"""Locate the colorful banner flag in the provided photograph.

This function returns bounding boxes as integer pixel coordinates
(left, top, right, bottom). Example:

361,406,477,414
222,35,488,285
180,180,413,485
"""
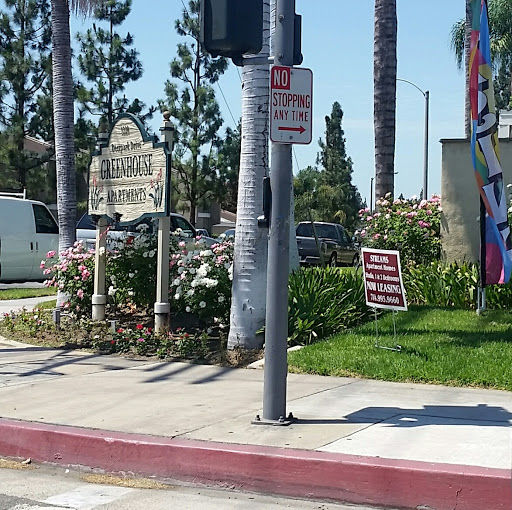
469,0,512,285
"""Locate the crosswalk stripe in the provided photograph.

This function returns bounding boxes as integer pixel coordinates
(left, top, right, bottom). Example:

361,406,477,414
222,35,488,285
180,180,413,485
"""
42,485,133,510
11,506,66,510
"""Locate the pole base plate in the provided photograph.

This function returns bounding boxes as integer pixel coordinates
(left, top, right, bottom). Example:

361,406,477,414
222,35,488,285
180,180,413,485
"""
251,413,296,427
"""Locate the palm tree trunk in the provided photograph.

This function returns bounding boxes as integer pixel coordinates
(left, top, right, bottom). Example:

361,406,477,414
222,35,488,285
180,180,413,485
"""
51,0,76,306
373,0,397,201
227,0,270,351
465,0,472,138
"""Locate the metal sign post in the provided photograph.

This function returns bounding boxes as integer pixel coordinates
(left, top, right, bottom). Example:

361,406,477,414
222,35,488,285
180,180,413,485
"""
362,248,407,352
259,0,298,426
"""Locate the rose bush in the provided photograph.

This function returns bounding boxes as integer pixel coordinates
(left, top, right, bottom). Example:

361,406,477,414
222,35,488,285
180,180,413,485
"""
169,237,234,323
41,242,95,315
358,193,442,266
107,223,164,308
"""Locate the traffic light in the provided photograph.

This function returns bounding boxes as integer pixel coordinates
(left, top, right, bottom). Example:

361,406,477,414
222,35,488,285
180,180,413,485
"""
200,0,263,59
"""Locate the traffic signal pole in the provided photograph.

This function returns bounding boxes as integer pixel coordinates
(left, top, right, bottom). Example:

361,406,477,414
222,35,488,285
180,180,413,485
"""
260,0,295,425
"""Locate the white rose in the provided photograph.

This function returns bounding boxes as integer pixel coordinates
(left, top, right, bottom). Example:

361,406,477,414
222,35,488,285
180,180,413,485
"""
218,295,225,303
199,301,206,308
174,293,181,300
172,278,181,286
185,306,191,312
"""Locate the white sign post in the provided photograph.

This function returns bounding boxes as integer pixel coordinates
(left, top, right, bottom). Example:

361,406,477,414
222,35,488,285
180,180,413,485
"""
270,65,313,145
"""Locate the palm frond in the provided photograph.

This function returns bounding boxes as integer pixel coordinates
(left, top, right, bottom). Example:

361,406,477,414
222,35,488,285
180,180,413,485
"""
70,0,99,16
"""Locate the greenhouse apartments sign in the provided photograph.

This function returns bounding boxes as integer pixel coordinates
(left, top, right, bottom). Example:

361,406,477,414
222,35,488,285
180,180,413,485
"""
88,113,171,223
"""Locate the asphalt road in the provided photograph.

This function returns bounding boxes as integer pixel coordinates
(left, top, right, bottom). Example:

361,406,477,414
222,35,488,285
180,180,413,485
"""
0,463,393,510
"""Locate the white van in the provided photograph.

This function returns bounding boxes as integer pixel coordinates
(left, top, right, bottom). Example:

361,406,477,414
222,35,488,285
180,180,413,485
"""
0,196,59,282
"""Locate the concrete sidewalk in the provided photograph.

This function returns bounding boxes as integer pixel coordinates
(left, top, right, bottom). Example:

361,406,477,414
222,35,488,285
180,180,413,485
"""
0,340,511,510
0,295,56,316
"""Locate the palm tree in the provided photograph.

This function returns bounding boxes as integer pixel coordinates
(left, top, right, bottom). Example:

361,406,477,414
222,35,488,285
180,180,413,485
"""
451,0,512,136
51,0,96,257
373,0,397,202
227,0,270,350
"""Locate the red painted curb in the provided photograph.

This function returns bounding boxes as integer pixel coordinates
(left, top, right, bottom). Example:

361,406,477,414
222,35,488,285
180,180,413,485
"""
0,417,510,510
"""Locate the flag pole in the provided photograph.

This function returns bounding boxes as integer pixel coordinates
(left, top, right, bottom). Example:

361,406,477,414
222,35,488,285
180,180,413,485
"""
477,197,487,314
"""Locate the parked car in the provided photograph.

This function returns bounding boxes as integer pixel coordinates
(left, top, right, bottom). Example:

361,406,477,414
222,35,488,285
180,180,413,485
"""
195,228,210,237
296,221,360,267
0,195,59,282
76,212,215,251
76,214,154,251
221,228,236,238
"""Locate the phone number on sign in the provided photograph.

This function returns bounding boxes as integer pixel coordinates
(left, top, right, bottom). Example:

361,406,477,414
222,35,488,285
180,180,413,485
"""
368,293,401,305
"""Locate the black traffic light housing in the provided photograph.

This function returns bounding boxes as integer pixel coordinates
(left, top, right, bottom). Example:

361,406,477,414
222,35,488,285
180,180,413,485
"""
200,0,263,59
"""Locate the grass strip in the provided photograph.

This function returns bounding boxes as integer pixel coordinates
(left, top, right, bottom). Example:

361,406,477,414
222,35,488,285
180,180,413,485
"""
288,306,512,391
0,287,56,300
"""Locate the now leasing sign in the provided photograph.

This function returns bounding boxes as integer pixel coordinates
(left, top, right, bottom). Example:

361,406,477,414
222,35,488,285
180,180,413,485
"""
88,113,170,224
270,65,313,144
362,248,408,311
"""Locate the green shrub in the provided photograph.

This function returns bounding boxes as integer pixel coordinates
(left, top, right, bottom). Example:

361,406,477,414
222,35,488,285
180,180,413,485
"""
287,267,373,346
403,260,512,309
403,260,479,308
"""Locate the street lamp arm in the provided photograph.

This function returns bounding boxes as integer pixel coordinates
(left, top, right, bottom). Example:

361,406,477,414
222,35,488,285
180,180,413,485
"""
397,78,426,97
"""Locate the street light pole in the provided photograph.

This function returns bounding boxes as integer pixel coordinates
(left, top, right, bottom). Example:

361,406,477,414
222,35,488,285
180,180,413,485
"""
423,90,429,199
370,177,374,213
397,78,429,199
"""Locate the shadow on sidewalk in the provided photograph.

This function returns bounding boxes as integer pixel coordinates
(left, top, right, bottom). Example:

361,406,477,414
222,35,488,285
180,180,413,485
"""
0,347,145,377
343,403,512,427
0,346,236,385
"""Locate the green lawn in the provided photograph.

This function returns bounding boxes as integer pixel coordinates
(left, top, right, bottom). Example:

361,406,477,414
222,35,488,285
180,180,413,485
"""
37,298,57,309
0,287,57,300
287,306,512,391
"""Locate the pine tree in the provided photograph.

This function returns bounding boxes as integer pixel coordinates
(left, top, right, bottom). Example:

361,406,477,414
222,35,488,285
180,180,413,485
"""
76,0,155,129
216,122,241,213
316,102,362,231
0,0,53,193
158,0,228,225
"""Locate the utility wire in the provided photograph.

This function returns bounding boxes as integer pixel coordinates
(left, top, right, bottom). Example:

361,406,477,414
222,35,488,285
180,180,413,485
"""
217,82,237,127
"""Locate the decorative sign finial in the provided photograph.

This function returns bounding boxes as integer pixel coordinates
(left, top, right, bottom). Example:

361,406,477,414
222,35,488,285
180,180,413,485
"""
163,110,171,122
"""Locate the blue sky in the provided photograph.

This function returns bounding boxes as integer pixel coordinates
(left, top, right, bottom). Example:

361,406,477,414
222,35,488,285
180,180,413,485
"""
71,0,466,205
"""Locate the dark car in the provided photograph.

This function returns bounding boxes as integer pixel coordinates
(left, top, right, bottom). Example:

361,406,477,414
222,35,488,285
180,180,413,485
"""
296,221,360,267
76,213,215,250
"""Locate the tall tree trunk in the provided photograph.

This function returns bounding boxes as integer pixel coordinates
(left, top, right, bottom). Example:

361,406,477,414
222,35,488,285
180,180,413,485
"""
227,0,270,350
465,0,472,138
373,0,397,201
51,0,76,266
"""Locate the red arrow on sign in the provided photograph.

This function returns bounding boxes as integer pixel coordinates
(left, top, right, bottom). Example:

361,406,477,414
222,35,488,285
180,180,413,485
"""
278,125,306,134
